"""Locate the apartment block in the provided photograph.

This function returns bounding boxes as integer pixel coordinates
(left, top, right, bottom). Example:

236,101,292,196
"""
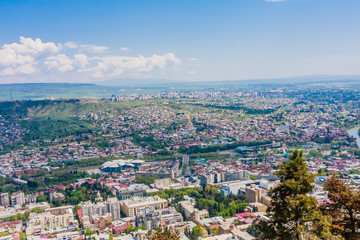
120,196,168,217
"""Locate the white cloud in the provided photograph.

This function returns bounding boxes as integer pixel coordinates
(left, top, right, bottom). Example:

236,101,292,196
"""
45,54,74,72
0,48,34,66
187,57,200,61
0,37,181,79
188,70,196,74
74,54,89,70
120,47,130,52
3,36,61,55
89,53,181,78
1,64,37,76
79,44,108,53
64,41,78,49
0,36,61,75
64,41,108,53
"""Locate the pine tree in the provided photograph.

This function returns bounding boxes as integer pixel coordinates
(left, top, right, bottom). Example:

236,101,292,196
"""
322,175,360,239
256,150,336,240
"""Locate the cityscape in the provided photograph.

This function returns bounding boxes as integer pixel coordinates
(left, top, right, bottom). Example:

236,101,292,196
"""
0,84,360,239
1,0,360,239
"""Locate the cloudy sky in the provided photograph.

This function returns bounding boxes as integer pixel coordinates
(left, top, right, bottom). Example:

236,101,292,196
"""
0,0,359,83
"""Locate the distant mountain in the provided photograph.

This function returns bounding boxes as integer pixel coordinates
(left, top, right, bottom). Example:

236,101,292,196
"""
183,75,360,87
0,83,115,101
95,75,360,88
95,78,185,87
2,75,360,101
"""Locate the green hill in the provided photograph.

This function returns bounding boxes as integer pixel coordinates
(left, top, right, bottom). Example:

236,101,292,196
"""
0,99,114,143
0,99,112,119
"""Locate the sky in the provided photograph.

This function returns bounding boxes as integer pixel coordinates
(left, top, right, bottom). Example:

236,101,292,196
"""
0,0,359,84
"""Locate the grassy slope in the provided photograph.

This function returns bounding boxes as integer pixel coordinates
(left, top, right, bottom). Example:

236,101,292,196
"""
0,99,115,143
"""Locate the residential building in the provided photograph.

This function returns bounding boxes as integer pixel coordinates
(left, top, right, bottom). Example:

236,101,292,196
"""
120,196,168,217
135,206,183,230
0,193,9,207
10,192,25,207
114,184,147,201
26,209,78,235
179,200,209,220
80,197,121,222
245,185,262,203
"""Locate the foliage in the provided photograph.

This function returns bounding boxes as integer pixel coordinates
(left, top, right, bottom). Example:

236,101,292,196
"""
308,149,323,158
19,232,26,240
150,186,247,218
44,170,87,186
211,226,219,235
353,150,360,158
322,175,360,239
157,149,172,156
51,182,113,207
84,227,97,236
249,175,258,180
190,103,278,115
247,225,260,238
3,207,43,223
49,155,118,168
180,140,272,154
21,117,96,142
256,150,335,240
125,225,134,234
150,227,179,240
136,175,160,186
187,225,203,240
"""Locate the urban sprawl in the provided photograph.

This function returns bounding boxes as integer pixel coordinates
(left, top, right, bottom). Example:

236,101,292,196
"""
0,85,360,240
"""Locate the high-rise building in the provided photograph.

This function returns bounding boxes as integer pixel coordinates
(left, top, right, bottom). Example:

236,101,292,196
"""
0,193,9,207
245,185,262,203
200,170,250,186
106,197,121,220
80,197,121,222
48,190,65,203
11,192,25,207
200,173,214,186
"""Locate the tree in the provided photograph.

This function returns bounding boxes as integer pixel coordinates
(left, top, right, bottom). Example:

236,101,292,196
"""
150,227,179,240
256,150,335,240
19,232,26,240
108,230,114,240
126,225,134,234
322,175,360,239
20,174,29,181
211,227,219,235
31,207,43,214
192,225,203,238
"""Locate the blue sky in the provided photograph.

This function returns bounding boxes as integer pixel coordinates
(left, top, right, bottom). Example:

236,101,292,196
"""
0,0,359,83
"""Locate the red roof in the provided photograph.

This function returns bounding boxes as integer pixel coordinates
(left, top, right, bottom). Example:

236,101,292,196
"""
87,179,96,184
235,212,257,219
77,209,82,219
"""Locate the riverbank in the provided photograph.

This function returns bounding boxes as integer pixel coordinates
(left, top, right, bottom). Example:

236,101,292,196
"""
347,127,360,148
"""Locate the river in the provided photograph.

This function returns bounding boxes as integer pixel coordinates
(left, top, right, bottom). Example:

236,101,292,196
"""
347,127,360,148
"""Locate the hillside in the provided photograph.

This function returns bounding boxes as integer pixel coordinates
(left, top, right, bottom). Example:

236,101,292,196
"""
0,99,112,119
0,99,114,143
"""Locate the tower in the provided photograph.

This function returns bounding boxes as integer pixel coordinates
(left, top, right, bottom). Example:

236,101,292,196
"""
184,116,194,130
